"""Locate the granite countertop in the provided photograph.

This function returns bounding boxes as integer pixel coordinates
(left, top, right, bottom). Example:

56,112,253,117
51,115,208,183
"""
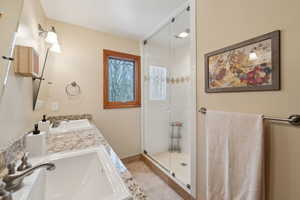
47,125,147,200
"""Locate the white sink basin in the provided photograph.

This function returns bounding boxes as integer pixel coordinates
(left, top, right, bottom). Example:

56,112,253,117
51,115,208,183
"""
14,146,132,200
50,119,93,134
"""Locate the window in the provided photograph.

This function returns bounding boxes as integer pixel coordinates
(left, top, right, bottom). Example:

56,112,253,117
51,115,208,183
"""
103,49,141,109
149,66,167,100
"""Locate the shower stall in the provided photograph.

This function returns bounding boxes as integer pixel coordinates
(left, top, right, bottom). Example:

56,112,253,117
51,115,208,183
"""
142,1,196,195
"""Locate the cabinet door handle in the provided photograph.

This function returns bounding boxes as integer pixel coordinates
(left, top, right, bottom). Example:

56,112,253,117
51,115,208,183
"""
2,56,14,61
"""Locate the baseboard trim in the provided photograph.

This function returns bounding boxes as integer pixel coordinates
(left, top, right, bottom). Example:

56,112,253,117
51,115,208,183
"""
141,154,195,200
121,154,142,164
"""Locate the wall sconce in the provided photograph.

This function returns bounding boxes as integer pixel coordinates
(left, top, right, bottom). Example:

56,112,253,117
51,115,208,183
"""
45,26,58,44
38,24,61,53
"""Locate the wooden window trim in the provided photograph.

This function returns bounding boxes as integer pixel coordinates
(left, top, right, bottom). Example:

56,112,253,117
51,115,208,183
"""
103,49,141,109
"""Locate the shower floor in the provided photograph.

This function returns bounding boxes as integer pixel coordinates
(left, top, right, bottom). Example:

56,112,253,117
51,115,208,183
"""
152,151,190,186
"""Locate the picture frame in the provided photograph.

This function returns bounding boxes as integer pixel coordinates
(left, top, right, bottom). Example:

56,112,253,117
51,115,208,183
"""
204,30,280,93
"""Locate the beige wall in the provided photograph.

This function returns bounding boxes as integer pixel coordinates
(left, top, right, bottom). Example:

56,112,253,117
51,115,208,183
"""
0,0,46,148
197,0,300,199
37,20,141,158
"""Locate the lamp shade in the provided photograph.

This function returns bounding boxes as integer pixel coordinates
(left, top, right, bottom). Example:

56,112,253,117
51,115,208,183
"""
45,31,58,44
50,43,61,53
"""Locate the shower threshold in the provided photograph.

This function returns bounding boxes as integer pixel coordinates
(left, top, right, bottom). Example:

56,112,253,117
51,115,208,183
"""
142,153,194,200
152,151,191,186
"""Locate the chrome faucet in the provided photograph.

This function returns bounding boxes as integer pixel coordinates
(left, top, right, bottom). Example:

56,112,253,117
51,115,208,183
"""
0,181,12,200
3,162,55,191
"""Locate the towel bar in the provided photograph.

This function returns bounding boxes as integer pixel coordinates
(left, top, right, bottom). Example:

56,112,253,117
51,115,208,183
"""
198,107,300,127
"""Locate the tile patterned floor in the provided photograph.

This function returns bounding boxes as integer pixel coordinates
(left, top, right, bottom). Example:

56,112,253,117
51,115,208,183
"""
125,160,183,200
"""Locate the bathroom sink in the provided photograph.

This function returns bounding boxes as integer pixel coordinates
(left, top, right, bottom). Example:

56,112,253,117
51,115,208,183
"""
50,119,93,134
13,146,132,200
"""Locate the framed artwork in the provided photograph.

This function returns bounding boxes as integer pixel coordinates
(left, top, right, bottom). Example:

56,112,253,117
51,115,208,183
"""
205,30,280,93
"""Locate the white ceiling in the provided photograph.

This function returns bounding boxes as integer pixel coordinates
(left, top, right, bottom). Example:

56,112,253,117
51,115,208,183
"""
40,0,188,40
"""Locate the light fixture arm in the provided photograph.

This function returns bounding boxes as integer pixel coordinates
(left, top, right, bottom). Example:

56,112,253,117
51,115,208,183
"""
38,24,47,37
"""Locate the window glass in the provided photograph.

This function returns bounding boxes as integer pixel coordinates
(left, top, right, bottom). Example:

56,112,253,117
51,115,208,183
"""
103,49,140,109
109,57,135,102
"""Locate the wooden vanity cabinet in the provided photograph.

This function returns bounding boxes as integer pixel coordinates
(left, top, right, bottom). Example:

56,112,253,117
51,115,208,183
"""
13,45,39,77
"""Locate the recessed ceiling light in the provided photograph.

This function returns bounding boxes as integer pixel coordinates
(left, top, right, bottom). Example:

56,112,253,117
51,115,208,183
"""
175,28,190,39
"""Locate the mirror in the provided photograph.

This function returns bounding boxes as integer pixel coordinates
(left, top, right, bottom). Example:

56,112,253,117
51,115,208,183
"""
33,77,42,109
33,49,47,110
0,0,24,94
33,44,50,110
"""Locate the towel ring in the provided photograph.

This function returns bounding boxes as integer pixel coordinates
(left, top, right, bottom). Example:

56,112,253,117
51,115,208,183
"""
65,81,81,96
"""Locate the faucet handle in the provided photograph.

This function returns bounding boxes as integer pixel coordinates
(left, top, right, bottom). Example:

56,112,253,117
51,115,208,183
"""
17,153,32,172
6,163,15,175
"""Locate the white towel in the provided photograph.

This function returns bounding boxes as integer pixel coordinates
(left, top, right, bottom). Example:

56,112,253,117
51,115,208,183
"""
205,110,264,200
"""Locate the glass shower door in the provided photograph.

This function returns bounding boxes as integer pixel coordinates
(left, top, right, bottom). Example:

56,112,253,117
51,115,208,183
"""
143,22,173,172
143,6,192,188
169,8,191,187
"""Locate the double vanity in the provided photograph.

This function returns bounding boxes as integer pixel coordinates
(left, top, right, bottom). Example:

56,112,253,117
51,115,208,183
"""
2,118,146,200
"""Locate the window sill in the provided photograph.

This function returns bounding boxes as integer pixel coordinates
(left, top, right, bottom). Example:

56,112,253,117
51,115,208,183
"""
103,104,141,109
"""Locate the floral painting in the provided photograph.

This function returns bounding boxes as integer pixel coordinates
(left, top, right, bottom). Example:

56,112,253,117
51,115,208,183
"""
205,31,280,93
